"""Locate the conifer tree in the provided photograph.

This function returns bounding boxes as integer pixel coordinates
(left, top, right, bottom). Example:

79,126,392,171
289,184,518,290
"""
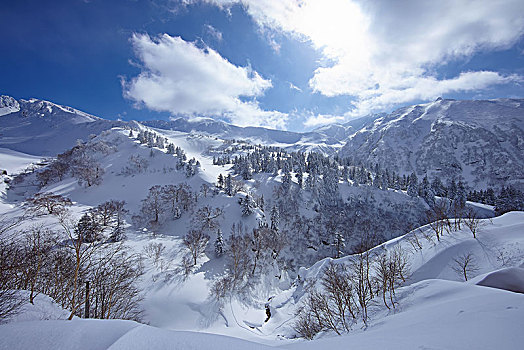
214,229,224,258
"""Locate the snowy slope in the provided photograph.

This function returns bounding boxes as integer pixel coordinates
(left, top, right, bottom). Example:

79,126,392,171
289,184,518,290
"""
339,98,524,189
0,96,126,156
255,212,524,346
0,319,274,350
284,278,524,350
1,94,524,350
142,117,357,154
0,148,43,175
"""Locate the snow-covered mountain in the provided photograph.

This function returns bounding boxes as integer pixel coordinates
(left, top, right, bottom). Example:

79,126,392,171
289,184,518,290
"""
1,94,523,350
142,116,366,154
0,96,125,156
0,95,376,156
339,98,524,189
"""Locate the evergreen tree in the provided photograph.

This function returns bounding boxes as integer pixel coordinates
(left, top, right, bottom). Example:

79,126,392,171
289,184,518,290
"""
431,177,445,197
320,166,341,208
270,205,280,232
214,229,224,258
455,181,467,208
240,160,253,180
407,172,419,197
76,212,102,243
419,175,435,204
333,231,345,259
225,175,233,196
217,174,224,188
240,195,255,216
495,186,524,215
281,170,292,194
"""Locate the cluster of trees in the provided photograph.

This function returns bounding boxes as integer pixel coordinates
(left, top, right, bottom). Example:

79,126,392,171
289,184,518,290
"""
294,245,410,339
134,184,198,227
260,174,424,270
210,222,287,300
214,145,470,206
0,209,143,323
215,144,524,215
32,139,114,188
135,130,168,149
494,186,524,214
216,174,246,197
76,200,128,242
467,185,524,214
132,128,199,178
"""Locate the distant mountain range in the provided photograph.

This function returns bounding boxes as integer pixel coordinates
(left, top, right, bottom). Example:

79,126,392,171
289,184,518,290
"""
339,98,524,188
1,94,522,189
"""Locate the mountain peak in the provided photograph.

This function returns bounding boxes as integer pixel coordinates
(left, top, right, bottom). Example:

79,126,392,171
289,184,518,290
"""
0,95,20,116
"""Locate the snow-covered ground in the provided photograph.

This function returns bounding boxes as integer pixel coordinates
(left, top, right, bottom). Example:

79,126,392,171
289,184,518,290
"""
0,96,523,349
1,212,523,349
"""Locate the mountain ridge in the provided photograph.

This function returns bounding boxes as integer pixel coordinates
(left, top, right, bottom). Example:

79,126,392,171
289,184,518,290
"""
339,97,524,189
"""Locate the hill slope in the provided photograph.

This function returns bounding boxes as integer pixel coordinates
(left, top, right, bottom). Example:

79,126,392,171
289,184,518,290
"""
0,96,124,156
339,98,524,189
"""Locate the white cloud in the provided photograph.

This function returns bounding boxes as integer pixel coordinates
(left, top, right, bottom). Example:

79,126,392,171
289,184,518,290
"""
203,24,223,42
303,113,345,128
123,33,287,128
194,0,524,117
289,82,302,92
348,71,523,117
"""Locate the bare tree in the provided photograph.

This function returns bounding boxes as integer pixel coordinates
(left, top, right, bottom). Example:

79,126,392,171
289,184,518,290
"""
20,226,56,304
351,251,374,324
451,252,479,281
140,185,164,224
87,244,144,320
48,158,69,181
464,208,482,239
375,246,410,309
143,242,165,267
26,192,72,215
59,213,100,320
426,201,450,241
0,220,24,322
225,223,252,285
74,159,104,187
406,231,423,252
183,229,210,266
200,183,211,198
321,263,356,331
191,206,223,233
36,169,54,187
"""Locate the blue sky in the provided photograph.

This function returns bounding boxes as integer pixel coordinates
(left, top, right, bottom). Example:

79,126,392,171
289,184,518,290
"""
1,0,523,131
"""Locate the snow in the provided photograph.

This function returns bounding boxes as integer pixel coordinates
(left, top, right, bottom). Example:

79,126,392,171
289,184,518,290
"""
0,95,524,349
284,279,524,350
475,267,524,294
0,148,43,174
0,97,121,156
2,276,523,350
0,95,20,116
0,319,274,350
340,98,524,189
6,291,71,323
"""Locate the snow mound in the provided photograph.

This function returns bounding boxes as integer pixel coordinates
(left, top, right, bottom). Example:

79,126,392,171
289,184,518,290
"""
6,291,71,323
285,279,524,350
0,319,273,350
476,267,524,294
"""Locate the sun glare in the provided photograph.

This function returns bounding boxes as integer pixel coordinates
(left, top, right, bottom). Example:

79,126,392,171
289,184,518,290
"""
295,0,372,61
